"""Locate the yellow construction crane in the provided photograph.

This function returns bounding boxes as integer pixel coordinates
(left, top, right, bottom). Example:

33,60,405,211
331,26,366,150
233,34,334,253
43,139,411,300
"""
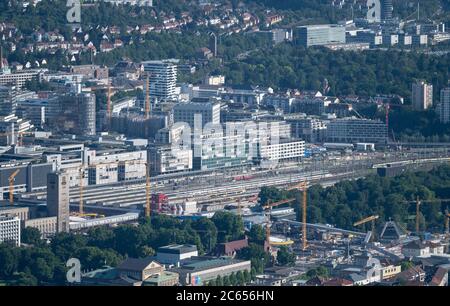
403,197,450,233
8,169,20,205
284,181,309,250
262,198,296,249
353,215,380,242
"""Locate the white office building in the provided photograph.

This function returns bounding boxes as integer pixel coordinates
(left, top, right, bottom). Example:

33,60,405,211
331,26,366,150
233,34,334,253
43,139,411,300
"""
0,69,47,88
142,60,178,102
412,81,433,111
0,214,21,246
173,102,221,128
149,145,193,174
259,140,305,162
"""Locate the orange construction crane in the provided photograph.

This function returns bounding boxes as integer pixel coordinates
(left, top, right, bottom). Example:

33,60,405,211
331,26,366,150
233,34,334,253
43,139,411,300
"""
8,169,20,205
285,181,309,250
403,197,450,233
262,198,296,249
353,215,379,242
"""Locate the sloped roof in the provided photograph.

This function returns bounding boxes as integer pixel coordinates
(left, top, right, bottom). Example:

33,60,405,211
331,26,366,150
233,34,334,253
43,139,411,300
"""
117,257,158,272
380,221,406,241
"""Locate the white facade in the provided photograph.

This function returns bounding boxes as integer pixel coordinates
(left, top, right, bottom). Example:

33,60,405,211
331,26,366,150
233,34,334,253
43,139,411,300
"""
86,150,147,185
0,69,46,88
259,140,305,161
150,145,193,174
412,81,433,111
142,60,178,102
173,102,221,128
0,215,21,246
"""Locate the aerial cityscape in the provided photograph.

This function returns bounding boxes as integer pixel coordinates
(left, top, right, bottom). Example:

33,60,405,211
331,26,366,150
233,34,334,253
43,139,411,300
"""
0,0,449,291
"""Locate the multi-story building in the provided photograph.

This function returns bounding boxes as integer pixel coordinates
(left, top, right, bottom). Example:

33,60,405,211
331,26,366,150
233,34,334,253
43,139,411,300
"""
258,139,305,162
262,94,295,113
294,24,346,47
46,171,70,233
220,88,266,106
381,0,394,21
0,214,21,246
24,216,57,239
0,114,34,146
171,257,251,286
285,115,327,143
83,149,147,185
142,59,178,102
438,88,450,124
292,96,330,115
412,81,433,111
173,102,221,129
0,69,46,88
326,118,388,144
0,206,29,221
0,161,54,197
148,145,193,175
0,85,18,116
192,132,253,171
55,92,96,136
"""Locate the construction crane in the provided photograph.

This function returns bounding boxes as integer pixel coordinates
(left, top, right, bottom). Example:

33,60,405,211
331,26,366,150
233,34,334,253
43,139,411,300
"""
262,198,296,250
353,215,379,242
403,197,450,234
285,181,309,250
8,169,20,205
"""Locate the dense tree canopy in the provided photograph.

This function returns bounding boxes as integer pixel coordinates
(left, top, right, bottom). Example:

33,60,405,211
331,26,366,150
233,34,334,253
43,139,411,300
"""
0,211,245,285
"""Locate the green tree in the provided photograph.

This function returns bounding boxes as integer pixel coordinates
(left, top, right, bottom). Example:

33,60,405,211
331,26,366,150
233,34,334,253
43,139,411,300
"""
0,245,19,278
248,224,266,244
222,275,230,286
212,211,244,242
216,275,223,286
21,227,42,245
277,246,295,266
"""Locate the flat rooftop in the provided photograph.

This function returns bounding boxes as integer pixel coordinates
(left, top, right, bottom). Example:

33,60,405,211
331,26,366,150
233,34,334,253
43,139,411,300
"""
158,244,198,254
179,257,249,272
